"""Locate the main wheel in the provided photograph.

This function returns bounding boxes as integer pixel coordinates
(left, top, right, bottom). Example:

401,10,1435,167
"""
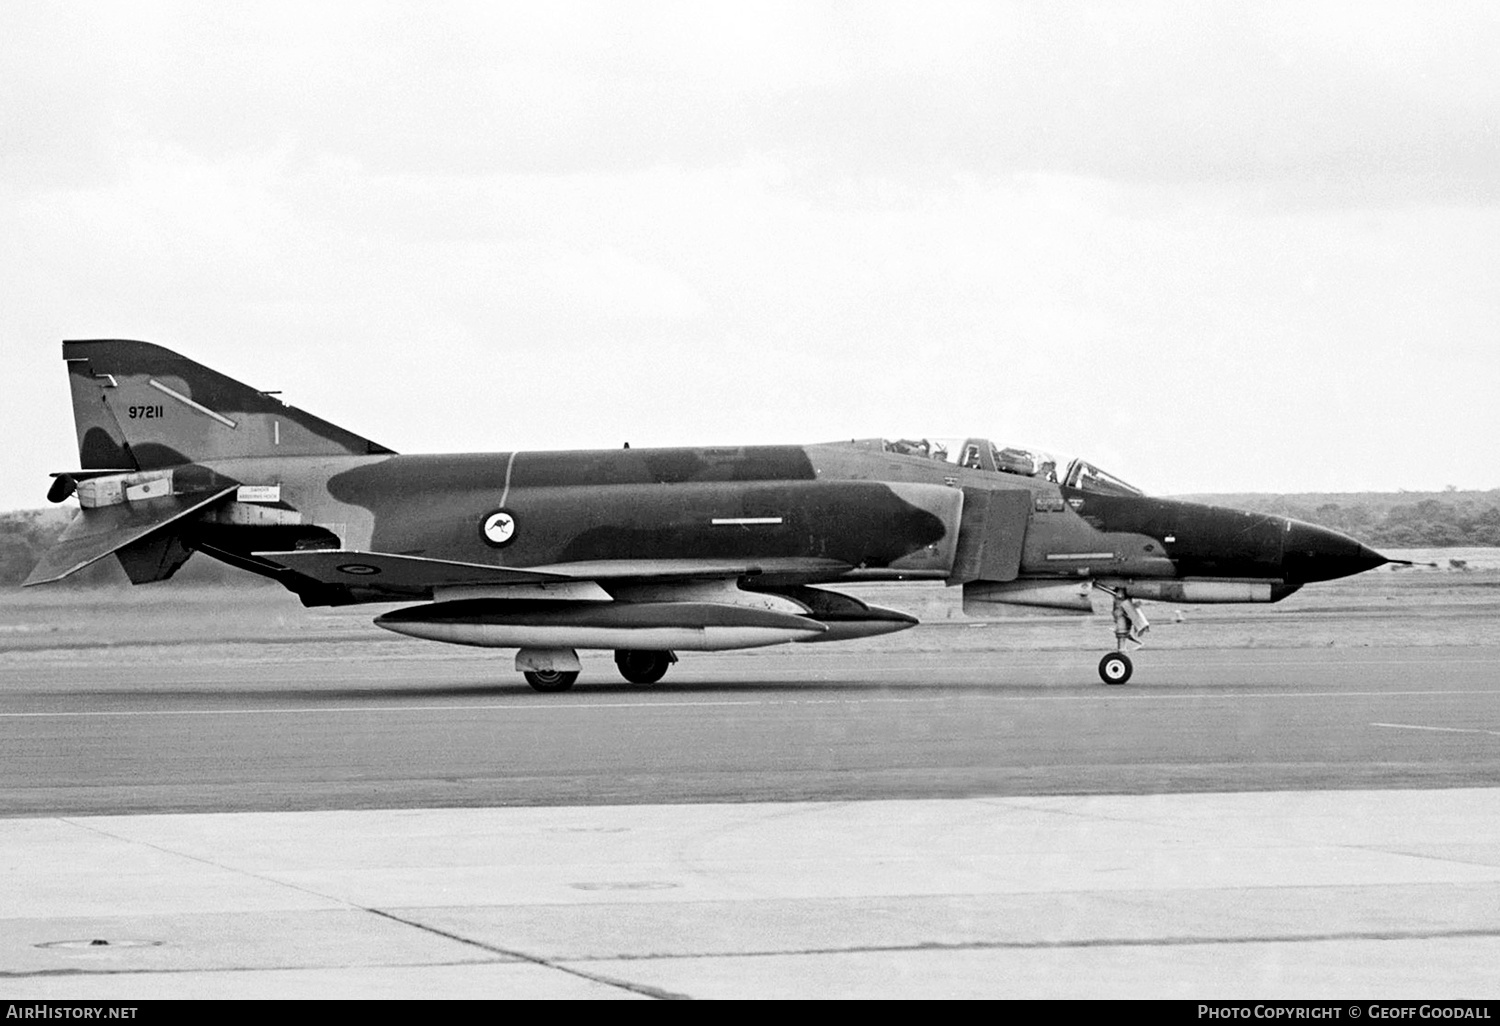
524,669,578,693
614,650,672,686
1098,652,1133,685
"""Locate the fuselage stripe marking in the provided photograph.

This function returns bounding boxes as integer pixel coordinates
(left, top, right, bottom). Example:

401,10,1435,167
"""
711,517,784,526
499,450,520,507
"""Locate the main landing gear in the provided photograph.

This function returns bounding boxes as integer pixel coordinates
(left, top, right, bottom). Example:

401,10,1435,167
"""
1097,588,1150,686
516,647,581,692
614,649,677,686
523,668,578,692
514,647,679,691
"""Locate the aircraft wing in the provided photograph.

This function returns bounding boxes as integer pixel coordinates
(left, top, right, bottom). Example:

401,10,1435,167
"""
251,550,575,589
24,487,239,586
529,557,854,580
251,550,855,590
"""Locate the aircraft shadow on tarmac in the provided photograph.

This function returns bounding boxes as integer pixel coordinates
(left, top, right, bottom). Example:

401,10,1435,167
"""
52,676,1098,704
230,676,1143,702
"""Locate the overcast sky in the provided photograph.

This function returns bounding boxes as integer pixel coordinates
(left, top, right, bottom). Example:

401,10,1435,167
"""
3,0,1498,511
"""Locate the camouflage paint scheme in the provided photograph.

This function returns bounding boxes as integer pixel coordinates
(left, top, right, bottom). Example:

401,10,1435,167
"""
28,339,1394,687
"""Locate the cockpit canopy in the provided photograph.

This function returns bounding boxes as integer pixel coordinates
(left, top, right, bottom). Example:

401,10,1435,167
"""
878,437,1145,496
1062,459,1145,497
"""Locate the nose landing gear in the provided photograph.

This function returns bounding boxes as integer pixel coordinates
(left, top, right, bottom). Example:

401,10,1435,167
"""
1098,651,1133,685
1097,588,1150,685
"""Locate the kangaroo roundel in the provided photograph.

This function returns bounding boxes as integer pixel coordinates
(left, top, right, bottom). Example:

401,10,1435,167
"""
481,509,517,547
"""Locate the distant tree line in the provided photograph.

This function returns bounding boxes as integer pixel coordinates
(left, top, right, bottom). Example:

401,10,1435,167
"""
4,489,1499,586
0,509,73,587
1174,490,1500,548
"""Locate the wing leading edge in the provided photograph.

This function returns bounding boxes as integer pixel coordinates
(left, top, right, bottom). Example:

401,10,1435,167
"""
251,549,856,590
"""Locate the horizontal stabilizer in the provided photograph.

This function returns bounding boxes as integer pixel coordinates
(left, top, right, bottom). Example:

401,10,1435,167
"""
251,549,575,589
24,487,237,586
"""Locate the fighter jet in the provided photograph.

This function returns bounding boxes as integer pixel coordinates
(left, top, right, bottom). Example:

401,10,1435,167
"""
27,339,1400,688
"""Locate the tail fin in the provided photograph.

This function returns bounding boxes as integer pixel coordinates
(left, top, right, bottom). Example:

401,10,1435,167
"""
62,339,395,470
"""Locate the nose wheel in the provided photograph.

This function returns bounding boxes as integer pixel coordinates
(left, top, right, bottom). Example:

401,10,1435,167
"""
1095,587,1148,685
1098,652,1133,685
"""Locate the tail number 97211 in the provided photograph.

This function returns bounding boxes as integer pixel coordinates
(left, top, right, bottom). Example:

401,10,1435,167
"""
128,405,165,419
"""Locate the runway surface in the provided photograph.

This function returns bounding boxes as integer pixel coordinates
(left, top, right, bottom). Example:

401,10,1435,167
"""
3,641,1500,816
3,590,1499,998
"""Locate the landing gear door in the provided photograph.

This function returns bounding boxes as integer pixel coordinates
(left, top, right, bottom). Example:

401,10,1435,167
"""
946,487,1032,584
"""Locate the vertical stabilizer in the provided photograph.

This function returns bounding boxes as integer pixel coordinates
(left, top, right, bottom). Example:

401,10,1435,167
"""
62,339,395,470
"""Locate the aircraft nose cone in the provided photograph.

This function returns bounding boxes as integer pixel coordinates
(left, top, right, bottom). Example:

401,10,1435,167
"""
1281,520,1390,583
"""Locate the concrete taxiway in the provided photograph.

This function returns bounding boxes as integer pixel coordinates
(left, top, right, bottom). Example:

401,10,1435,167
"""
4,789,1500,999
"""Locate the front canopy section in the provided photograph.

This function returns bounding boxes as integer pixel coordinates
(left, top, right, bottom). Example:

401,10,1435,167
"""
876,437,1145,496
1060,459,1145,497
